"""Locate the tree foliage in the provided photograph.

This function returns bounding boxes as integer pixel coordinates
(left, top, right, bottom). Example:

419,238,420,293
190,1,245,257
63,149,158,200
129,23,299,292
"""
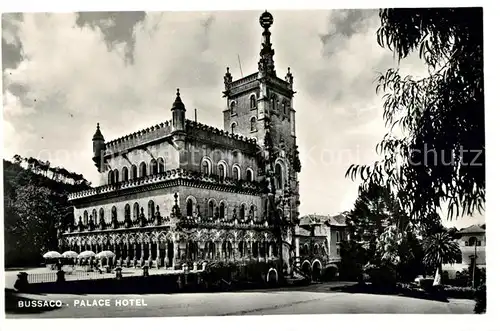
346,8,484,221
4,157,91,267
422,230,462,271
341,183,425,281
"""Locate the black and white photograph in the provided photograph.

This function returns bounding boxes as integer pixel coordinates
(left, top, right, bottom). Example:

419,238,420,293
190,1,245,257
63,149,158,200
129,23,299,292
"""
2,1,491,321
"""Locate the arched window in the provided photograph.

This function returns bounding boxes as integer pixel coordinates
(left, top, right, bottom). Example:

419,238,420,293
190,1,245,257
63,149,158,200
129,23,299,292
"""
139,162,147,178
282,101,287,114
157,157,165,173
271,96,276,110
249,205,255,219
186,199,194,217
124,204,131,220
108,171,114,185
133,202,140,220
114,169,119,183
201,160,210,175
148,200,155,220
275,163,283,190
83,211,88,225
218,164,226,180
232,165,240,180
99,208,104,221
122,167,129,182
230,101,236,115
208,200,215,218
314,244,319,255
246,169,254,181
231,122,236,134
220,202,225,219
111,206,117,221
239,204,245,220
250,95,256,109
468,237,478,246
250,117,256,131
150,159,158,176
92,209,97,222
131,165,138,180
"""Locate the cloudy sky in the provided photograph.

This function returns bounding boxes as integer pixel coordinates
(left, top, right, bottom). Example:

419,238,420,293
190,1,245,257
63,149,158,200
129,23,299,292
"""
2,9,484,228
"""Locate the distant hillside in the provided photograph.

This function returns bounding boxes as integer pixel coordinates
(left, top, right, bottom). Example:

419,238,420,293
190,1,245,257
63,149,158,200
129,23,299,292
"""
4,157,91,267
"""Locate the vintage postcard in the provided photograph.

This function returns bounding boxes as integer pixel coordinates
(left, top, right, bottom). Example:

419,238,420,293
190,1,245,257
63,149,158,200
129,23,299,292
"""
3,6,486,319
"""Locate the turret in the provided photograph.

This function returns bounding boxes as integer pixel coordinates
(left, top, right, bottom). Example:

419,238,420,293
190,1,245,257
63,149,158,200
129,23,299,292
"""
171,88,187,150
92,123,105,171
171,88,186,133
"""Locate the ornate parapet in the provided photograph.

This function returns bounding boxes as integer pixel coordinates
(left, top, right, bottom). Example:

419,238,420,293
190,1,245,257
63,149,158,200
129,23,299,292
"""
185,120,258,152
68,168,263,202
104,120,173,156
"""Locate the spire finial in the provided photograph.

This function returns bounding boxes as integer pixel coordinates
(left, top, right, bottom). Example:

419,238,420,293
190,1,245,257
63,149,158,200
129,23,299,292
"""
226,67,230,73
176,88,180,97
258,11,276,76
97,122,100,129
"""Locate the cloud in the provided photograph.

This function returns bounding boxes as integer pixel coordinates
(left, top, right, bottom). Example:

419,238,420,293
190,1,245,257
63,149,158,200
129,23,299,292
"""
1,10,482,227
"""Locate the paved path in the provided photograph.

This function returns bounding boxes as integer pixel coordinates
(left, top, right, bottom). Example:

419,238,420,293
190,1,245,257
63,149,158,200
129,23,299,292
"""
6,289,474,318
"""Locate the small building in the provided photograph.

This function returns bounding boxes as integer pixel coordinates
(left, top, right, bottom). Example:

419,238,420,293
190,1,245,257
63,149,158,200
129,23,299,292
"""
295,213,348,278
442,224,486,279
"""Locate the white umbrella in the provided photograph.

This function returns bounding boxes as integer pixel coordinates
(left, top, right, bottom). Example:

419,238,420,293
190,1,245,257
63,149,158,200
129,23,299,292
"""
96,250,116,259
77,251,96,259
62,251,78,258
43,251,62,259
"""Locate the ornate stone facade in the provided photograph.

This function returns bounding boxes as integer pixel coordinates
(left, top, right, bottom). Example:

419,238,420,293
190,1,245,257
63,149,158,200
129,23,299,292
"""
62,11,300,272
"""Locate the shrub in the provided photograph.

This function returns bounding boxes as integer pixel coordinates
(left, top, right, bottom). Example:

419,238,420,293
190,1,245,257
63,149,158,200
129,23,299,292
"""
474,284,486,314
365,265,397,288
442,285,476,299
321,265,338,281
418,278,435,292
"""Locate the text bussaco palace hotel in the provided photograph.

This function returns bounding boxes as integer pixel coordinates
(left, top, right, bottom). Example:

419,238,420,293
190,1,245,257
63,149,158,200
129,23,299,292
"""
62,11,307,273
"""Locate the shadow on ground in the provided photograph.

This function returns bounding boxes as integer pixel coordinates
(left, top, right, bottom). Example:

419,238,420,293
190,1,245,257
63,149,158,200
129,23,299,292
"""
331,283,450,302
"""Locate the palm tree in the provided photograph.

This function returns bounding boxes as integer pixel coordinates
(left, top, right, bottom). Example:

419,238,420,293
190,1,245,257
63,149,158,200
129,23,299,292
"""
423,231,461,285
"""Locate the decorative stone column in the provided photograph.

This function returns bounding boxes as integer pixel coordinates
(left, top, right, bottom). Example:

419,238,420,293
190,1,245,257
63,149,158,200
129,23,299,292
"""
148,242,152,266
140,243,145,266
156,241,161,269
172,241,178,269
132,243,137,267
217,242,222,260
113,243,117,266
165,243,170,269
125,242,130,267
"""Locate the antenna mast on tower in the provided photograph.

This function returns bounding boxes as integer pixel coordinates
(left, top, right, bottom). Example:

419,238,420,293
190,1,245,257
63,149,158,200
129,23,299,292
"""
237,54,244,77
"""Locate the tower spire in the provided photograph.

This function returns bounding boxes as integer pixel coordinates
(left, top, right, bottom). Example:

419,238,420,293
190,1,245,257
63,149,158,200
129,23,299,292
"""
258,10,276,76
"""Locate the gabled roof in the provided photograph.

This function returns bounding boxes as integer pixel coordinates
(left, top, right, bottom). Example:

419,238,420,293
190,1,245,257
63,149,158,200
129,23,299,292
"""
458,224,486,234
299,213,347,228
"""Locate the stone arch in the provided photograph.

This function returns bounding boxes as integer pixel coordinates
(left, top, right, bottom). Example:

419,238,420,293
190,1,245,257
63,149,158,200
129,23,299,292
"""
274,158,286,190
232,163,242,180
230,121,237,134
230,101,236,115
186,195,197,217
217,160,229,179
201,156,213,176
250,116,257,131
312,259,322,281
249,93,257,109
157,157,165,174
239,203,247,220
313,243,320,255
139,161,147,178
207,198,217,218
267,268,278,284
219,199,228,219
122,166,129,182
245,167,254,181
